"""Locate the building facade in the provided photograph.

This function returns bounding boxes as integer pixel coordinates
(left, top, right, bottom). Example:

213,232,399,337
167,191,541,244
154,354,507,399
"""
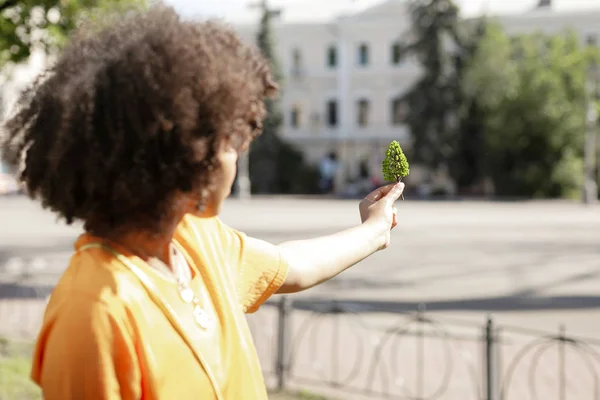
236,0,600,194
237,1,420,193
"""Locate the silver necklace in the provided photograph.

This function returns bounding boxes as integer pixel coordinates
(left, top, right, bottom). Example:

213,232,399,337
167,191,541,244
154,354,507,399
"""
142,244,212,330
169,244,212,330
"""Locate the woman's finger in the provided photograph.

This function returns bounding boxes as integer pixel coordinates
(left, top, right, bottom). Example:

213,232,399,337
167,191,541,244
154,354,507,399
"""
364,183,397,202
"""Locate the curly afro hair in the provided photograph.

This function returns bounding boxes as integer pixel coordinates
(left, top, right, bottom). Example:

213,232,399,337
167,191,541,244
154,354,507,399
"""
1,4,277,235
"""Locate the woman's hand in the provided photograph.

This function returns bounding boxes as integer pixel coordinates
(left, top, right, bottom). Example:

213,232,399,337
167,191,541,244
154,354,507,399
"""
359,182,404,250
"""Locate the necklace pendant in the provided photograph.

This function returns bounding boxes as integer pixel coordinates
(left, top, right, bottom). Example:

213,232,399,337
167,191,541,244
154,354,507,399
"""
179,286,194,304
193,305,211,329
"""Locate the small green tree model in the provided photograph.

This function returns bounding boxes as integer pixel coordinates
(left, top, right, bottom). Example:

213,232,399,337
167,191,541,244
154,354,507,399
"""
382,140,409,200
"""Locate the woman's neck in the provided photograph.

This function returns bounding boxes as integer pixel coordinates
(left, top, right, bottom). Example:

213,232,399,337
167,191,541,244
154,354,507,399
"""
100,222,180,269
91,197,194,269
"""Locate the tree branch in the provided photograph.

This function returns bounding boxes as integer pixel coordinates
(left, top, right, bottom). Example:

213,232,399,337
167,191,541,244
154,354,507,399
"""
0,0,18,13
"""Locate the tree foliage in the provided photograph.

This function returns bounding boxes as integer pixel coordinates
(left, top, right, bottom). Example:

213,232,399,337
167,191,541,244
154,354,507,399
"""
401,0,598,198
398,0,463,171
0,0,145,68
463,25,596,198
448,17,490,193
249,3,319,194
249,5,284,194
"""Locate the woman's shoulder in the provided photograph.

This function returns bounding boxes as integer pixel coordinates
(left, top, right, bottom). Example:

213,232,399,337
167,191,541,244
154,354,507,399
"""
175,214,244,268
175,214,235,243
46,246,144,318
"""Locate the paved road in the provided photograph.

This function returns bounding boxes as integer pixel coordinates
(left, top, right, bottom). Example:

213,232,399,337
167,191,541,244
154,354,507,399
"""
2,194,600,333
3,195,600,399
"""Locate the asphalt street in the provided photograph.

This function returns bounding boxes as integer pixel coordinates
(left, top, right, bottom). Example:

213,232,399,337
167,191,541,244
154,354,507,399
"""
2,194,600,334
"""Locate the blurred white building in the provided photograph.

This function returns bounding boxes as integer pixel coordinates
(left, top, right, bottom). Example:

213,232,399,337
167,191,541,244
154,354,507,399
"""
0,48,48,185
237,1,418,193
236,0,600,193
0,49,48,121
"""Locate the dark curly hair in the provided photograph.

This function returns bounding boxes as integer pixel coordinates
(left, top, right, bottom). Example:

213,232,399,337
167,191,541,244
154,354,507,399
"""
1,4,277,234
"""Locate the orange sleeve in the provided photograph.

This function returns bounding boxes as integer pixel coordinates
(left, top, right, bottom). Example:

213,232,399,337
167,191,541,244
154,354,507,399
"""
31,295,141,400
216,218,289,314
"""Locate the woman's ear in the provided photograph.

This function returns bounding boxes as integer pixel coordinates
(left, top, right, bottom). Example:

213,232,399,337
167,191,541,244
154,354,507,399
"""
264,77,279,97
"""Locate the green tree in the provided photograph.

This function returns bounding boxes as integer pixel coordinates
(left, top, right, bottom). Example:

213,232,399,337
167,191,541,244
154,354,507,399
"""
449,17,491,194
463,25,596,198
397,0,463,175
249,2,284,193
398,0,495,194
0,0,145,68
248,1,319,194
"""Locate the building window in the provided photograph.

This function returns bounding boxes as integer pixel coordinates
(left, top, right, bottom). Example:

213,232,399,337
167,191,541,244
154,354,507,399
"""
391,42,402,65
357,99,370,127
327,45,337,68
311,112,321,128
587,34,598,47
358,43,369,66
391,97,406,125
292,48,303,76
292,48,302,67
310,112,321,128
327,100,338,127
290,105,301,128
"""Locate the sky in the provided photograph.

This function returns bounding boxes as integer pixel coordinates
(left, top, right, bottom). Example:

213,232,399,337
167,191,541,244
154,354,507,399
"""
163,0,600,24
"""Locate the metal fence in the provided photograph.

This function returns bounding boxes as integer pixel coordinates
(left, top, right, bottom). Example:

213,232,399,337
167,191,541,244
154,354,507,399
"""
2,294,600,400
247,297,600,400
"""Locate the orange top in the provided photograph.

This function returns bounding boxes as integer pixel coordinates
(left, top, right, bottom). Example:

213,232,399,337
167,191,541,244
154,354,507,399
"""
30,215,289,400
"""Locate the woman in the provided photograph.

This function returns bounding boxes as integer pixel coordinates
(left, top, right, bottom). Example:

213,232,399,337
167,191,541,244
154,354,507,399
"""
0,5,404,400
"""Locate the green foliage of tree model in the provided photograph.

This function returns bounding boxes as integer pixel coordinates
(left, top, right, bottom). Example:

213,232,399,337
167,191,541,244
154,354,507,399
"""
249,2,319,194
382,141,409,182
463,24,598,198
0,0,145,68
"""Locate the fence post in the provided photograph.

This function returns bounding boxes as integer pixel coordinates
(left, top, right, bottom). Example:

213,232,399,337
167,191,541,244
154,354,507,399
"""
417,303,426,398
558,324,566,400
485,316,497,400
276,295,292,391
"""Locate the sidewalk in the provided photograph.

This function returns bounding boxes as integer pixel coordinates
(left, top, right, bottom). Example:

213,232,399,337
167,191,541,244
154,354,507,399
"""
2,297,600,400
